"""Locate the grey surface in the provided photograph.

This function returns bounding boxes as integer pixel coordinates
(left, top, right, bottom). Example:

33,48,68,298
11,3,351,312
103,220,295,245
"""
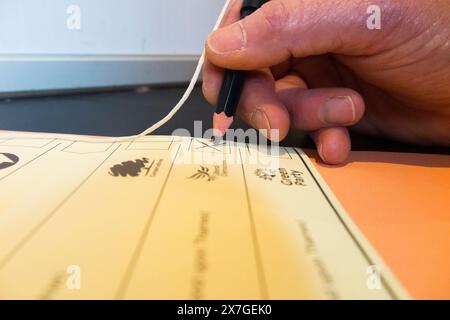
0,86,448,155
0,58,199,95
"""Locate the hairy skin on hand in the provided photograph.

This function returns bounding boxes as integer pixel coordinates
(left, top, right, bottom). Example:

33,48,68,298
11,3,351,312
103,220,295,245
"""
203,0,450,164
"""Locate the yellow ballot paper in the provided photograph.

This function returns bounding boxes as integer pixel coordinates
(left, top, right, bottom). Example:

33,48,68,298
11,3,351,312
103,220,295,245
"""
0,134,408,299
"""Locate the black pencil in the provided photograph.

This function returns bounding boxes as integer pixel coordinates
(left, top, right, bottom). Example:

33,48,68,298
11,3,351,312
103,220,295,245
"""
213,0,269,137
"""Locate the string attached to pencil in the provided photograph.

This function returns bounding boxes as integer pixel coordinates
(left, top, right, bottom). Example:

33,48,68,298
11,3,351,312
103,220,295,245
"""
0,0,233,143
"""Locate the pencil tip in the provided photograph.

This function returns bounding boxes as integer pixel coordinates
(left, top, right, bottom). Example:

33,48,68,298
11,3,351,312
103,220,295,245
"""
211,135,221,145
213,112,234,138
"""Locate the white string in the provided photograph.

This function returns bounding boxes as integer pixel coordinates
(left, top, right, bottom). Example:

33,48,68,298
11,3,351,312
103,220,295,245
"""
0,0,232,143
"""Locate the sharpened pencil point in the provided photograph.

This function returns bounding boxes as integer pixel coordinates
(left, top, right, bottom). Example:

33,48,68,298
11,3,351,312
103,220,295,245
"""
211,135,222,146
213,112,234,138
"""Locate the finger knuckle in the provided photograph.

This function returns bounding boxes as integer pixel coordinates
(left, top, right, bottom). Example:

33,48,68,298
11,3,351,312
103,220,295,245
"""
260,1,290,35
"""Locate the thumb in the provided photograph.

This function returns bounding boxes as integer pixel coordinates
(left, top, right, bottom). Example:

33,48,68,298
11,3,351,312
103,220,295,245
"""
206,0,402,70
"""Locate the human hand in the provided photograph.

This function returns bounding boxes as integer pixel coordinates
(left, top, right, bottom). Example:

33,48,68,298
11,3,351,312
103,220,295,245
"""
202,0,450,164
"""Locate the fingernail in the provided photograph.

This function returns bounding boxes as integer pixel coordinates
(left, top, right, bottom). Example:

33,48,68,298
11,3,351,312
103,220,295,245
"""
207,22,246,54
317,142,325,160
320,96,356,125
251,109,271,138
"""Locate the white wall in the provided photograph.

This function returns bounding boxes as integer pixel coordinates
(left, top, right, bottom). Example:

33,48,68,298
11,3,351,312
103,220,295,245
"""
0,0,225,94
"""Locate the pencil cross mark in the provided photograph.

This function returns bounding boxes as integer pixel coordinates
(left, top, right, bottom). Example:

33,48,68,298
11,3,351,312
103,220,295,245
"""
195,139,226,152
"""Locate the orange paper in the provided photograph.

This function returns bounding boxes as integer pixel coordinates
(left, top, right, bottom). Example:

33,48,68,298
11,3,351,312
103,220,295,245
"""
309,151,450,299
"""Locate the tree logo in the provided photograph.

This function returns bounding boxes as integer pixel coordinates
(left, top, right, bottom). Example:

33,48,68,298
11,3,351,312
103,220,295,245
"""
109,158,153,177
